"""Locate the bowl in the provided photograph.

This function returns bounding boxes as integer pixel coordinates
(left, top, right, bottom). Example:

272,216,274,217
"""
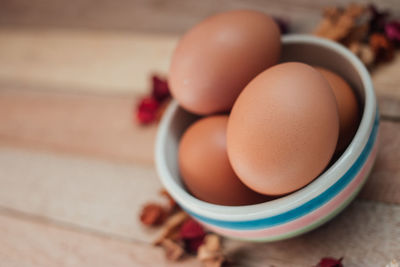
155,34,379,242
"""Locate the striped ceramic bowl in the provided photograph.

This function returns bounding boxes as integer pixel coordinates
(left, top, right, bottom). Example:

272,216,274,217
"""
155,34,379,242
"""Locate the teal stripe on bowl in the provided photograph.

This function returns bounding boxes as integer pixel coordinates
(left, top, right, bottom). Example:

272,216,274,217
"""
186,113,379,230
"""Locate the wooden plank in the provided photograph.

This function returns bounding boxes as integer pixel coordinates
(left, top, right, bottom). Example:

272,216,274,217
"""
0,129,399,248
0,89,157,165
0,211,201,267
0,0,399,34
0,29,399,119
0,146,163,243
224,200,400,267
0,29,177,94
0,193,399,266
360,121,400,204
0,89,399,204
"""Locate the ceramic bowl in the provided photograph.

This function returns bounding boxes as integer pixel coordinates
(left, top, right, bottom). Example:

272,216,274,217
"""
155,34,379,242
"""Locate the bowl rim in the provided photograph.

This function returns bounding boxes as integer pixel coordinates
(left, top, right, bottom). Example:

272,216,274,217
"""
155,34,377,222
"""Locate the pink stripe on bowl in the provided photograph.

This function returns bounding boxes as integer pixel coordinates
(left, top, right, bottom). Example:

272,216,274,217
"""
200,139,379,239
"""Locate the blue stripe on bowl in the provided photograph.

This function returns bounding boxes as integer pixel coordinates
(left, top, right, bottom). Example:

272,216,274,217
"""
186,112,380,230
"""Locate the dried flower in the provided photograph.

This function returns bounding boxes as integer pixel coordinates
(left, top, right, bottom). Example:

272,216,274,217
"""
349,42,375,66
180,219,206,239
369,33,395,63
152,75,170,102
198,234,227,267
385,21,400,44
140,203,167,226
135,75,171,125
159,238,185,261
386,259,399,267
154,211,189,245
180,219,206,253
316,257,343,267
136,97,160,124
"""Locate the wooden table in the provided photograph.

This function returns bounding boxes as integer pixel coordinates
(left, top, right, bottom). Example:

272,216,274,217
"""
0,1,399,266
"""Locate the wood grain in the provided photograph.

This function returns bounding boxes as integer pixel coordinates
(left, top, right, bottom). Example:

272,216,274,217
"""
0,210,201,267
0,146,163,243
0,196,399,266
0,89,157,165
0,89,399,204
225,200,400,267
1,28,399,120
0,29,177,94
360,121,400,204
1,0,399,34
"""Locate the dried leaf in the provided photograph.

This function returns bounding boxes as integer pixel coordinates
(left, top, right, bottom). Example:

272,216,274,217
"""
160,238,185,261
140,203,167,226
369,33,395,62
197,234,226,267
345,3,365,18
153,211,189,245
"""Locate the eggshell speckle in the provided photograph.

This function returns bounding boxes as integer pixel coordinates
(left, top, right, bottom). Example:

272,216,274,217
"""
315,66,360,152
227,62,339,196
179,115,269,205
169,10,281,115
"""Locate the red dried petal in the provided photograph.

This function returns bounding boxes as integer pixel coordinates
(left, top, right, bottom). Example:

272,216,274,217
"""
317,257,343,267
180,218,205,239
385,21,400,43
136,97,160,124
152,75,170,102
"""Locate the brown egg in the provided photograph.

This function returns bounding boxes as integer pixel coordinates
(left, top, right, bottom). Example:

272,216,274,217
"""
169,10,281,115
227,62,339,196
315,67,360,152
179,115,269,205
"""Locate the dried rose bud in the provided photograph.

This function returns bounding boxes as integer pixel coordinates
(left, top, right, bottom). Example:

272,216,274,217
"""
316,257,343,267
140,203,167,226
180,218,206,253
136,97,160,125
385,21,400,44
180,219,205,239
152,75,170,102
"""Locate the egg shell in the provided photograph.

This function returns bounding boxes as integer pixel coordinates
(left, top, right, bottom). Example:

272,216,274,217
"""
178,115,269,205
169,10,281,115
227,62,340,196
315,66,360,152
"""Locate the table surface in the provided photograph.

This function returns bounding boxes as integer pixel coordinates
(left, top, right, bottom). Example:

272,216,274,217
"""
0,1,399,266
